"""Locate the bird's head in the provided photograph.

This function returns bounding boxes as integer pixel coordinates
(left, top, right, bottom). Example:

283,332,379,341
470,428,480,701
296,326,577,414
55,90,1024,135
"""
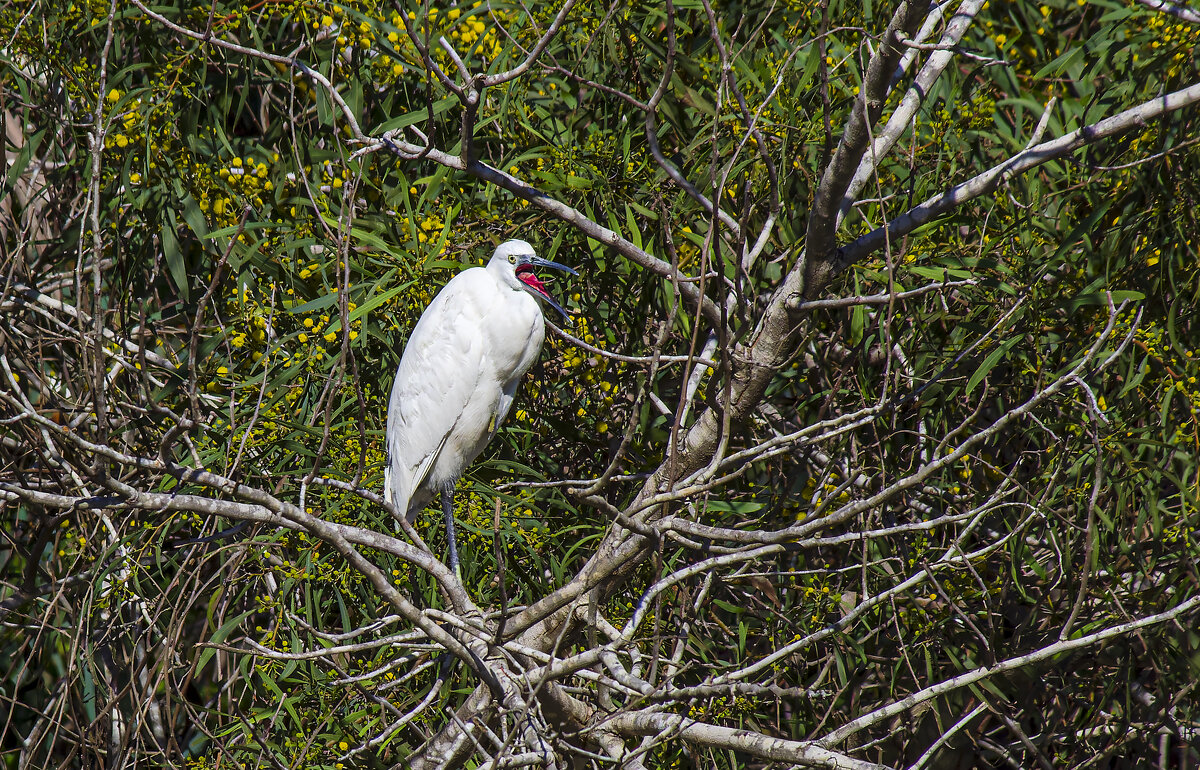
489,239,577,319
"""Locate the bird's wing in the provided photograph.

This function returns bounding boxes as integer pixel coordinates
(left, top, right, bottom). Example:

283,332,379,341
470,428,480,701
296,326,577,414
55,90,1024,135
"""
490,379,520,444
476,280,544,445
386,269,492,514
406,431,447,502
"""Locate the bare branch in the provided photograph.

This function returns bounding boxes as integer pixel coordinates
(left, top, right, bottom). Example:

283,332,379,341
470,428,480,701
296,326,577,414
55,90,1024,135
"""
837,79,1200,268
603,711,895,770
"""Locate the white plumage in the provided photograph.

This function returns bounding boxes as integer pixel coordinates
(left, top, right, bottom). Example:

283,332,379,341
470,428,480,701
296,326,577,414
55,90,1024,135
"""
384,239,575,569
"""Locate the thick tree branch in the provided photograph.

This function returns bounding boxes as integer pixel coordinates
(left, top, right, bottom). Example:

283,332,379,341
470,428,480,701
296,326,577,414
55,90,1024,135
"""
803,0,924,293
819,591,1200,747
603,712,894,770
837,0,988,226
836,79,1200,269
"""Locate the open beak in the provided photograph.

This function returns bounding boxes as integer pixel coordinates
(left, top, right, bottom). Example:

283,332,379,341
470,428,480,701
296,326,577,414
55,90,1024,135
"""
528,256,578,276
516,256,577,319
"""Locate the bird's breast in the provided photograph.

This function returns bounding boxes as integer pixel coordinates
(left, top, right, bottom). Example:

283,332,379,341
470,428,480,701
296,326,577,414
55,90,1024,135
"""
477,288,545,382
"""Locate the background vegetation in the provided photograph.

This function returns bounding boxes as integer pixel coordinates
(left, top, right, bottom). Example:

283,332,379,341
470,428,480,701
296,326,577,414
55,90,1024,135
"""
2,0,1199,767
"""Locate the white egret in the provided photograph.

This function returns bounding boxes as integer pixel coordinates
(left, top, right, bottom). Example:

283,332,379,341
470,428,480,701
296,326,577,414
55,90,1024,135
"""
385,239,576,571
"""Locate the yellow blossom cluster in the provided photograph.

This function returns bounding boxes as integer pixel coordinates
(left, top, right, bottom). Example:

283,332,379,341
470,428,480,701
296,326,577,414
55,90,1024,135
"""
1142,11,1195,79
445,487,552,554
217,245,370,397
685,694,756,721
797,475,852,521
301,1,510,89
675,226,700,270
100,89,165,191
794,577,838,625
1087,312,1200,450
405,211,446,244
200,154,278,220
528,314,622,437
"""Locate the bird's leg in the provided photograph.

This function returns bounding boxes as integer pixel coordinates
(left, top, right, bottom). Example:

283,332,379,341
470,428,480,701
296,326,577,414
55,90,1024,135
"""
441,485,461,576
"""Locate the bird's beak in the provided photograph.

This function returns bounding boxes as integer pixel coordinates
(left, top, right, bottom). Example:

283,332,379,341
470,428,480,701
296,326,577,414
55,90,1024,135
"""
517,256,577,319
528,256,578,276
538,293,571,320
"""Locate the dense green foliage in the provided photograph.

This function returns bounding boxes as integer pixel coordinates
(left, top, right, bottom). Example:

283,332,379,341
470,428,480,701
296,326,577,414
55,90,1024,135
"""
2,0,1199,767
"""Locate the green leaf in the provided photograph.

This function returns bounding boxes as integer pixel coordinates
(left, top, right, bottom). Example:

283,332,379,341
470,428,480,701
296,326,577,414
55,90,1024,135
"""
705,500,765,514
287,293,340,315
849,304,866,346
348,281,412,324
1034,45,1085,79
966,337,1020,397
624,205,642,251
908,265,973,281
180,193,208,239
162,215,189,301
2,129,44,202
372,96,457,134
194,608,256,674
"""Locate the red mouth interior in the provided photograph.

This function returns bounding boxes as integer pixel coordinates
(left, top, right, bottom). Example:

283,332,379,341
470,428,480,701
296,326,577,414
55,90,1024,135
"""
516,264,553,300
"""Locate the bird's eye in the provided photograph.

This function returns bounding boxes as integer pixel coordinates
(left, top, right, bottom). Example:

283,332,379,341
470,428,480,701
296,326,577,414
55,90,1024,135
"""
508,255,516,264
